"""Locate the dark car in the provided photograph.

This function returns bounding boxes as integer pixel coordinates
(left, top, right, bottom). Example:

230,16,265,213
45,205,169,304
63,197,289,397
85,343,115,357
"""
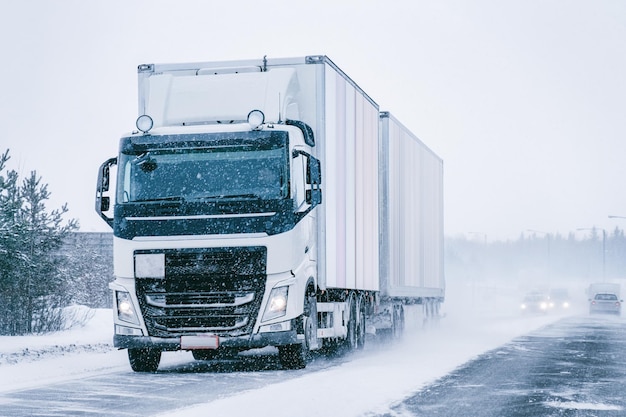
521,293,550,314
589,293,622,315
549,288,571,310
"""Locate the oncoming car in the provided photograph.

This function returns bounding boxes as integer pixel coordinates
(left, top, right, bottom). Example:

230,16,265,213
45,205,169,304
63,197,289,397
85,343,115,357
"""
521,293,550,314
549,288,571,310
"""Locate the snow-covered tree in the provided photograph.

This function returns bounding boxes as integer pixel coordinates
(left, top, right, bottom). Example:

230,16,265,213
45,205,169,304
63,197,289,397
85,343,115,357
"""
0,149,78,335
60,232,113,309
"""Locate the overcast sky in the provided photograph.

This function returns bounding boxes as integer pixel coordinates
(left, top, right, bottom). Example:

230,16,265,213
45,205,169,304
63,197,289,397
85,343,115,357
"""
1,0,625,241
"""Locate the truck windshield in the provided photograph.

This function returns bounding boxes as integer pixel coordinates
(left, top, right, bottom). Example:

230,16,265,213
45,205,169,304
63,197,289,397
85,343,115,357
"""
117,136,289,203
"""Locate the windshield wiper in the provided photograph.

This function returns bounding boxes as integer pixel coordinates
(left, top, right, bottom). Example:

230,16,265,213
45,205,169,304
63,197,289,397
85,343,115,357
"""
192,193,262,201
131,196,185,203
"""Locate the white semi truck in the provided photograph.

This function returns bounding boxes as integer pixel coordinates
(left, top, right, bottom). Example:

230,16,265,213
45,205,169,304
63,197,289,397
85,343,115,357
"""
95,55,444,372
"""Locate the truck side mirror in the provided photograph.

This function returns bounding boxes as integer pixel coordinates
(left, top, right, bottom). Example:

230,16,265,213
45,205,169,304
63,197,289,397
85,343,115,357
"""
306,156,322,206
100,196,110,212
101,165,110,192
96,157,117,228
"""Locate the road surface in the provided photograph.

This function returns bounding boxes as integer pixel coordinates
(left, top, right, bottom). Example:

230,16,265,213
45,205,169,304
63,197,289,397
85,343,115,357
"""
378,315,626,416
1,309,612,417
0,347,352,416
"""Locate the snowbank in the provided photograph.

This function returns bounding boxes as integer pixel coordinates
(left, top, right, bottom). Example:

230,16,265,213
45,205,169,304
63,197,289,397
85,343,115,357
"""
0,308,129,392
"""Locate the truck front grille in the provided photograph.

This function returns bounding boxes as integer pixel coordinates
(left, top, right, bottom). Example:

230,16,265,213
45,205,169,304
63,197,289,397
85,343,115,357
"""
135,247,266,338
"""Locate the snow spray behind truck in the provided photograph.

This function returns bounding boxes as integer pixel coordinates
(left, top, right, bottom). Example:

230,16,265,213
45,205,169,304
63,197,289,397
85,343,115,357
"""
95,56,444,372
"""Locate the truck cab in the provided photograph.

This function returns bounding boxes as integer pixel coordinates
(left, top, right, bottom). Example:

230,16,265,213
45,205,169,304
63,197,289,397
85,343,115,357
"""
97,91,322,371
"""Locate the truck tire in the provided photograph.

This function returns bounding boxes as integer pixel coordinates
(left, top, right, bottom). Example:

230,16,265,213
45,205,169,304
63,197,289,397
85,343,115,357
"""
278,292,317,370
392,304,404,339
356,295,366,350
345,294,358,350
128,348,161,372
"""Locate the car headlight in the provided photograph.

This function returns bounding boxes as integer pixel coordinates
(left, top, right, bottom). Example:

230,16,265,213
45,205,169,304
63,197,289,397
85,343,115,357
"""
262,286,289,322
116,291,140,324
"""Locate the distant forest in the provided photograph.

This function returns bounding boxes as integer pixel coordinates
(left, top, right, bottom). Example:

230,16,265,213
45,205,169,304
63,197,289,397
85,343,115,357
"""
445,228,626,290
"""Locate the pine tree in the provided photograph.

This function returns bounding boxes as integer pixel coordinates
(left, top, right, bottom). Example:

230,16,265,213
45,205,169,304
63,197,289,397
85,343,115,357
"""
0,149,78,335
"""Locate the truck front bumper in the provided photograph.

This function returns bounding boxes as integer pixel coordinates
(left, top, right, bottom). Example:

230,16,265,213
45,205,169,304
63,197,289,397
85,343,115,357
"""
114,328,299,351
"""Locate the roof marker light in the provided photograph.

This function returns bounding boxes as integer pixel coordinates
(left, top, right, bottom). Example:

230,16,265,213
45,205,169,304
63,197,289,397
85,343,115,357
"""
136,115,154,133
247,110,265,130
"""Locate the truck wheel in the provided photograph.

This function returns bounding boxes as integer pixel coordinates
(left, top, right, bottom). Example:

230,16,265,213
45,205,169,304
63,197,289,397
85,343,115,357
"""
305,294,320,350
279,292,317,370
128,348,161,372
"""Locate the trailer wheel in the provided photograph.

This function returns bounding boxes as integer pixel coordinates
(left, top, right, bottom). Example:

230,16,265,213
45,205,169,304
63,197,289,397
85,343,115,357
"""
128,348,161,372
345,294,358,350
356,295,366,350
392,304,404,339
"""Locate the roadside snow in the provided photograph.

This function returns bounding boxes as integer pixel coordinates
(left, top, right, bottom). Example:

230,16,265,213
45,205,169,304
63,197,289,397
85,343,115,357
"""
0,308,125,393
0,307,110,367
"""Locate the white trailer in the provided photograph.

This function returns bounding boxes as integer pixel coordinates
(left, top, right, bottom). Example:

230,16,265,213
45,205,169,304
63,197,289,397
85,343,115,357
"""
377,112,445,334
96,55,444,372
588,282,621,299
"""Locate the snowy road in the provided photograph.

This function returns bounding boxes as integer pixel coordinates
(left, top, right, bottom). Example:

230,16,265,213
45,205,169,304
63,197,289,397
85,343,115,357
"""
376,315,626,416
0,283,594,417
0,347,350,417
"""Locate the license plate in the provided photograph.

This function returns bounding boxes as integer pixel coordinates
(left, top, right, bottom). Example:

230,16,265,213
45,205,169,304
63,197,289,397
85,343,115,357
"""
180,334,219,350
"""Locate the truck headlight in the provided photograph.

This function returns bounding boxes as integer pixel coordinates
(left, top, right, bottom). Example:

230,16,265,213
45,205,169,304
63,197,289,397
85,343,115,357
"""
135,253,165,278
262,286,288,322
116,291,140,324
